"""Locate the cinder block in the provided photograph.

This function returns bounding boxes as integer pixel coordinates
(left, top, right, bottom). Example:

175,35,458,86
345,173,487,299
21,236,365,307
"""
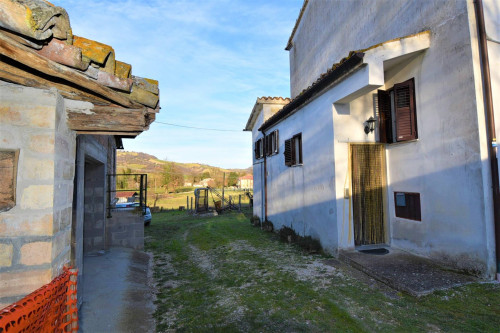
52,231,70,260
20,185,53,209
0,243,13,267
20,241,52,266
29,134,55,154
0,269,52,298
24,158,54,180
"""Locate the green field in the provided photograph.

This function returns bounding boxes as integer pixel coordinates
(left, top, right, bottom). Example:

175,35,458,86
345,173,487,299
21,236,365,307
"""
149,189,252,210
146,211,500,332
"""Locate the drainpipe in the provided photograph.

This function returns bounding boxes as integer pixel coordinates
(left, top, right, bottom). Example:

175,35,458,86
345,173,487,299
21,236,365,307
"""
474,0,500,280
262,130,268,224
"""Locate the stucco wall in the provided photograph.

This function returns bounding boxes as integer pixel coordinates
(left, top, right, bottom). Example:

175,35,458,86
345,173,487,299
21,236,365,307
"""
289,0,470,98
0,84,76,307
276,0,497,276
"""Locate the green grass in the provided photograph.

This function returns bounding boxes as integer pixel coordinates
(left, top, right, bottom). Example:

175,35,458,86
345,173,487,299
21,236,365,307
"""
145,211,500,332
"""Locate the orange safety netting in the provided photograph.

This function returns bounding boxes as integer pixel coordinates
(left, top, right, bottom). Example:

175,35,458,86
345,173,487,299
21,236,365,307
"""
0,268,78,333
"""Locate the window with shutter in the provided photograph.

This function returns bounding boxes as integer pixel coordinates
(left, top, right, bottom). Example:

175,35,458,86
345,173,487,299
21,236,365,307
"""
377,89,392,143
394,192,421,221
377,78,417,143
274,130,279,154
284,133,302,166
0,150,19,212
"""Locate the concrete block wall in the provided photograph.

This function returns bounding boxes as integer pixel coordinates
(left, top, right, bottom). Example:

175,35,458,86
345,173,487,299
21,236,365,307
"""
0,83,76,308
106,209,144,250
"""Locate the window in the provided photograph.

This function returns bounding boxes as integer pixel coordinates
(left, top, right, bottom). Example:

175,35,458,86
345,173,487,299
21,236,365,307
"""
378,78,417,143
394,192,421,221
254,138,263,159
265,130,279,156
284,133,302,166
0,150,19,212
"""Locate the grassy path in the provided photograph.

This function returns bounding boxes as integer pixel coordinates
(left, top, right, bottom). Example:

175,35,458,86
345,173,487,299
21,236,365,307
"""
146,211,500,332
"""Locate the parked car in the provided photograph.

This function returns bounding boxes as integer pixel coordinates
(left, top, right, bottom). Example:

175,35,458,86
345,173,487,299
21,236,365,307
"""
144,207,152,226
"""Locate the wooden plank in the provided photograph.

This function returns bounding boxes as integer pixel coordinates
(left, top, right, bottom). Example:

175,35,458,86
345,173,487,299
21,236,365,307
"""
0,31,142,108
75,131,141,137
67,105,147,132
0,63,111,105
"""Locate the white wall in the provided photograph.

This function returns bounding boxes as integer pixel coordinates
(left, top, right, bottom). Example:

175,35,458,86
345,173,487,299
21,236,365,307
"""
280,0,497,276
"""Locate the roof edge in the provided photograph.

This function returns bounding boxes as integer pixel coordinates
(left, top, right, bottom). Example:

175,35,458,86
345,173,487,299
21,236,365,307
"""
285,0,309,51
259,52,365,131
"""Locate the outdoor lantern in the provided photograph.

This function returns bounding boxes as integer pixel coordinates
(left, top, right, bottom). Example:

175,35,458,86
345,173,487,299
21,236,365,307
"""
364,116,376,134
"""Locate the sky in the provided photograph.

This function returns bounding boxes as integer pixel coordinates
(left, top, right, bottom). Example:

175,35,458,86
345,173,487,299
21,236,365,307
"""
55,0,304,169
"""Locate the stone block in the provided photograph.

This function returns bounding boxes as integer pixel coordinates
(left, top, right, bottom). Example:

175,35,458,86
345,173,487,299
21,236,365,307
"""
0,106,23,126
0,213,53,237
20,185,53,209
20,242,52,266
0,243,13,267
52,230,70,260
29,134,55,154
0,269,52,298
62,161,74,180
27,106,55,128
24,158,54,180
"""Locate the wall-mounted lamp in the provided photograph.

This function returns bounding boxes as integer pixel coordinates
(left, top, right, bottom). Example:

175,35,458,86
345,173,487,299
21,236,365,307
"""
364,116,376,134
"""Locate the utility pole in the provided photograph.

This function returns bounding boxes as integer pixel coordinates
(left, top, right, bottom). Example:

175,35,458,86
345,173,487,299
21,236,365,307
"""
222,172,225,210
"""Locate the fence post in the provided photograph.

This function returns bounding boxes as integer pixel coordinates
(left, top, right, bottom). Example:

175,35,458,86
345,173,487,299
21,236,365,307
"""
191,197,193,212
239,195,241,212
186,196,189,214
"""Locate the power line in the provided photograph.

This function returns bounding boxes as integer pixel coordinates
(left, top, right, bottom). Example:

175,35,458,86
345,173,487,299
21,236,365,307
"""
154,121,244,132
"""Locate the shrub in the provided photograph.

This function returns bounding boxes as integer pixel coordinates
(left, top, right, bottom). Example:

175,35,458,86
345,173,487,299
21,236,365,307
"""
278,226,322,253
250,215,260,227
174,187,195,193
262,221,274,232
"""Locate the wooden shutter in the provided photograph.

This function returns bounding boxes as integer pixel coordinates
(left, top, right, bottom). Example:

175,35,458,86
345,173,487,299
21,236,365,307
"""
394,78,417,141
377,89,392,143
254,140,259,159
295,134,302,164
284,138,292,166
273,130,279,154
0,150,18,212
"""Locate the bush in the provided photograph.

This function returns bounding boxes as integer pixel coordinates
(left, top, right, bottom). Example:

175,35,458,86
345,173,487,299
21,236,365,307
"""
262,221,274,232
250,215,260,227
174,187,195,193
278,226,322,253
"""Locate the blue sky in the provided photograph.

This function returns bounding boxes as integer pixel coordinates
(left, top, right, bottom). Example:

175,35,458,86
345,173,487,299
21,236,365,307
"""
55,0,303,169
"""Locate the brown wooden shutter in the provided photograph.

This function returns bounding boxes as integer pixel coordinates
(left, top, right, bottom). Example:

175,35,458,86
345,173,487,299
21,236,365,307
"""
394,78,417,141
284,138,292,166
377,89,392,143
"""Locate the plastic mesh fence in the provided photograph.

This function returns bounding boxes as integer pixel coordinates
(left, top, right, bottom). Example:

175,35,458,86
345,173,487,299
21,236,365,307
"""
0,268,78,333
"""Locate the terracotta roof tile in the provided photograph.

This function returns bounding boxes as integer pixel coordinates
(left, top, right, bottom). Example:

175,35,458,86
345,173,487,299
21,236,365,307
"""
0,0,159,112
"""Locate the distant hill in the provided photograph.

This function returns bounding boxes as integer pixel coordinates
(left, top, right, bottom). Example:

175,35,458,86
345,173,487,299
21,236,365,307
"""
116,151,252,188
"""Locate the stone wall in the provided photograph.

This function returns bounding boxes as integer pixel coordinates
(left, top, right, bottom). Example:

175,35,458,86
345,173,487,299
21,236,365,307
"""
0,83,76,307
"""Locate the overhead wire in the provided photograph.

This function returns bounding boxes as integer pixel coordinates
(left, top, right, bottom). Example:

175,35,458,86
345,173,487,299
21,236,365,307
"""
154,121,244,132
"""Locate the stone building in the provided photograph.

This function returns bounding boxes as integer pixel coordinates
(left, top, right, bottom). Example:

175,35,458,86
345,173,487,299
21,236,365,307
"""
246,0,500,279
0,0,159,307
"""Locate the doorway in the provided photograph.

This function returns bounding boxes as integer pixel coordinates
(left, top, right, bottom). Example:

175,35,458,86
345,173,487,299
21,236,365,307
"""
350,144,386,246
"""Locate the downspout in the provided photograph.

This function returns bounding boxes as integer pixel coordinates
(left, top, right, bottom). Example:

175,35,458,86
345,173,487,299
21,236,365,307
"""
262,130,268,224
474,0,500,279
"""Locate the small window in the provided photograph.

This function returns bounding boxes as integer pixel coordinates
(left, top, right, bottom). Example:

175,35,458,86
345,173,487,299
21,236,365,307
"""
0,150,19,212
265,130,279,156
254,138,264,159
378,78,417,143
284,133,302,166
394,192,421,221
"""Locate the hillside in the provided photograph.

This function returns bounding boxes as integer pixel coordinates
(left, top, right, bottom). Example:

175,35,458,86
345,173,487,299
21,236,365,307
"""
116,151,252,188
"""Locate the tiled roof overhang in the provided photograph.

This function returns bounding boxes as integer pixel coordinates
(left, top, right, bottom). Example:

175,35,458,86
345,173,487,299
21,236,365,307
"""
0,0,159,137
244,96,290,131
259,53,364,131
